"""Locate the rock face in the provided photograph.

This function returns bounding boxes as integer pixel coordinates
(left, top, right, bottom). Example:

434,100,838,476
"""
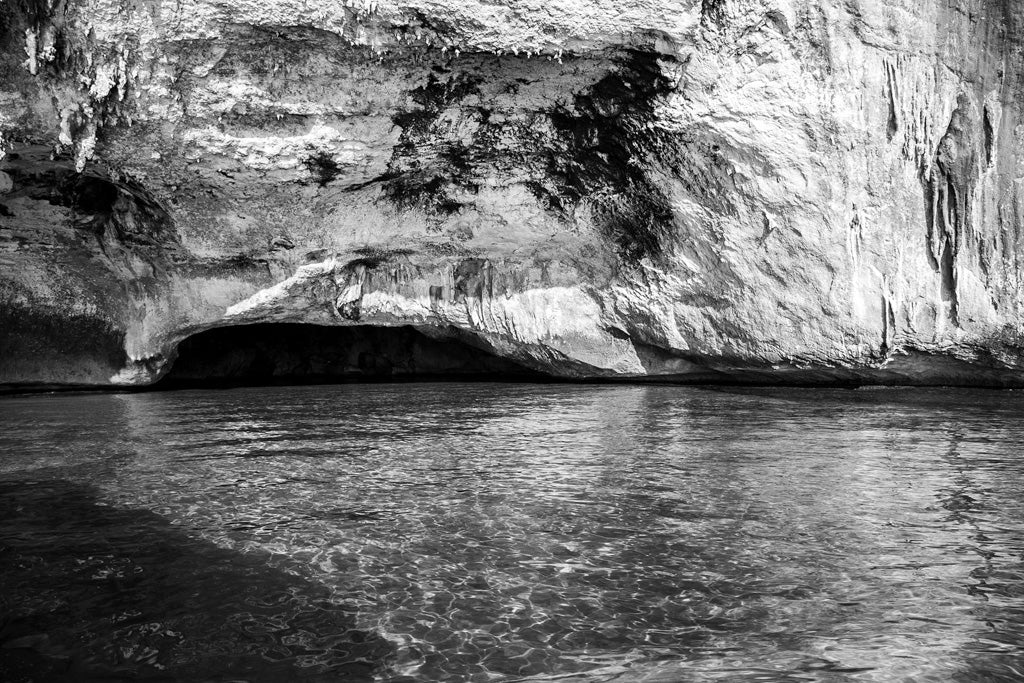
2,0,1024,388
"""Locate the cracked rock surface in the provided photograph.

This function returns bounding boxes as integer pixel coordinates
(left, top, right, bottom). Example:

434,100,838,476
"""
3,0,1024,388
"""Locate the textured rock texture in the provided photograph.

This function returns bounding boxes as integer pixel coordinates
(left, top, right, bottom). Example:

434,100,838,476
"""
3,0,1024,387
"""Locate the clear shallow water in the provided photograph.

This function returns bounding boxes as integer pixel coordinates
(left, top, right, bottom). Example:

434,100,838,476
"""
1,384,1024,682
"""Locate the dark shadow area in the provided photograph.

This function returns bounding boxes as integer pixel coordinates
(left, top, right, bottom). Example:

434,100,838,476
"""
155,323,546,389
0,302,129,384
0,479,393,682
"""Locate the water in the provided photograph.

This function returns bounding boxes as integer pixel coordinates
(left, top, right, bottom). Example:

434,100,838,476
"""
2,384,1024,682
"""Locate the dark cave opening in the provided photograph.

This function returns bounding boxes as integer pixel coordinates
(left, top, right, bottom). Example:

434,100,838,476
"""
154,323,546,388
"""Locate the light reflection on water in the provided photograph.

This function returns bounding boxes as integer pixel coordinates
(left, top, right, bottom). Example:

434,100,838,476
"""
2,384,1024,681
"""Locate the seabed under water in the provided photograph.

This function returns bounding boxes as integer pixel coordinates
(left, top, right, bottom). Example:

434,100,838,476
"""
2,383,1023,681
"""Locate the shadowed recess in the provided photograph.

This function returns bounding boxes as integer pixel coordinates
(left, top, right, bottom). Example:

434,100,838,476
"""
156,323,546,388
0,301,129,386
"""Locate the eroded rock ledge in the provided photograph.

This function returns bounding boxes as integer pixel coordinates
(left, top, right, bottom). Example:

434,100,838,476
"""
2,0,1024,389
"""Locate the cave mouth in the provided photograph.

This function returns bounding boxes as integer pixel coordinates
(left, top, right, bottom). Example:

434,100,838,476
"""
153,323,548,389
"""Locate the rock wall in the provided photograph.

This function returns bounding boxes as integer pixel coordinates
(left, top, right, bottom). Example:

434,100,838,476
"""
2,0,1024,388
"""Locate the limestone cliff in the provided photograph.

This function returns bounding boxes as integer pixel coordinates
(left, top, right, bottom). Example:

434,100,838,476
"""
2,0,1024,388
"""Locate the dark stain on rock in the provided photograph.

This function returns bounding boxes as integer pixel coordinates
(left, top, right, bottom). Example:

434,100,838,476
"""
380,49,683,263
700,0,729,27
302,150,341,187
535,49,678,264
385,69,483,216
454,258,491,302
429,284,444,304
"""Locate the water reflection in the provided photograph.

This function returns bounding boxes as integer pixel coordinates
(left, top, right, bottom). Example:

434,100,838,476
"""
2,385,1024,681
933,425,1024,680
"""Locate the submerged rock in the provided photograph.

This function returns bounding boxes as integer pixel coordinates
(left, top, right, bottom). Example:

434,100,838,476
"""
2,0,1024,387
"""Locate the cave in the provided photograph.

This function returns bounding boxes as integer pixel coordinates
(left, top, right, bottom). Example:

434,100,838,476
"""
154,323,545,388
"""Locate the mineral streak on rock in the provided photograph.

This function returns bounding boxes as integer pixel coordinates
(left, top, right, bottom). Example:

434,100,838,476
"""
2,0,1024,388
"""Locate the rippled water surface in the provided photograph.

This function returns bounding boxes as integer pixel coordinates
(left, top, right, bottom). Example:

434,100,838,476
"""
2,384,1024,681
